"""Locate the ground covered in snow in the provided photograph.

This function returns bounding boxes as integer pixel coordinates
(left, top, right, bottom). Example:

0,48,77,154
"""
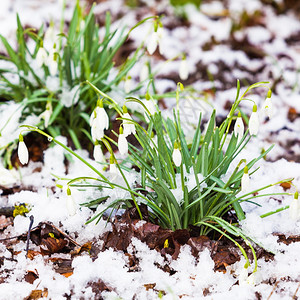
0,0,300,299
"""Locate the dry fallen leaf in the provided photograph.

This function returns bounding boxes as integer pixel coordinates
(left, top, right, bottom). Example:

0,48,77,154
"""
24,270,39,284
24,288,48,300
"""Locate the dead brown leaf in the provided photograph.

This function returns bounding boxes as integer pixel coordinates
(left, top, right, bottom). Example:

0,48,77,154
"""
24,288,48,300
24,270,39,284
40,237,67,255
70,241,92,256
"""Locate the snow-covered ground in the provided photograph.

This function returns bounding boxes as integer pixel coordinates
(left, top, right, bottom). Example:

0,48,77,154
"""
0,0,300,299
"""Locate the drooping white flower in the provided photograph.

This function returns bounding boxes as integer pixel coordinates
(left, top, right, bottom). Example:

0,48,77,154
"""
66,187,76,216
156,26,164,55
118,134,128,156
147,31,159,55
179,58,189,81
0,163,18,188
263,98,273,119
289,192,299,221
238,267,249,286
124,76,132,94
172,142,182,167
249,105,259,135
246,272,257,286
241,166,250,192
44,25,56,43
96,106,109,131
48,48,58,76
140,63,149,82
39,102,52,128
18,135,29,165
234,114,244,144
122,112,136,137
36,47,48,68
144,98,156,122
90,103,109,141
109,156,118,175
93,143,105,163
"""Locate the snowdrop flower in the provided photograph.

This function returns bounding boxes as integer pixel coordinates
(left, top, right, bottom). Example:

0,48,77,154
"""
39,101,52,128
90,100,109,141
44,24,56,43
249,104,259,135
93,142,105,163
47,47,58,76
66,187,76,216
246,272,257,286
109,156,118,175
122,113,136,137
18,134,29,165
0,163,18,188
241,166,250,192
238,267,249,286
118,127,128,156
147,31,159,55
140,63,149,82
263,98,273,119
124,76,132,94
179,57,189,81
172,142,182,167
234,113,244,144
289,191,299,221
36,46,48,68
147,23,164,55
144,96,156,122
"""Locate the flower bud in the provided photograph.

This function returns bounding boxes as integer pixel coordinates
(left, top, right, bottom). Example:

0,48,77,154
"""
18,135,29,165
172,142,182,167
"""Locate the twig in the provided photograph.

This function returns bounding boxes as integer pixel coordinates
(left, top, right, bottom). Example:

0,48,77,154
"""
44,221,80,246
293,282,300,299
26,215,34,258
267,280,279,300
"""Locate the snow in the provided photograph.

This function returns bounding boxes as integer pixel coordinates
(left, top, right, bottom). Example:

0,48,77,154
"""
1,0,300,299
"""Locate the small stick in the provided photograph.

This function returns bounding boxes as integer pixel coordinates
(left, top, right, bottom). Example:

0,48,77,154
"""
44,221,80,247
26,215,34,258
267,280,279,300
292,282,300,299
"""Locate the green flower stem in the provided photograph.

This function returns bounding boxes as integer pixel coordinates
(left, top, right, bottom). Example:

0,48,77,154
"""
85,80,122,115
19,125,113,187
196,220,251,268
101,138,143,220
260,205,290,218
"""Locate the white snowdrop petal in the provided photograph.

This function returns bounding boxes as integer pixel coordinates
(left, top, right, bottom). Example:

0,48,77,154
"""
238,267,248,286
140,64,148,82
234,117,244,143
249,111,259,135
118,133,128,156
18,141,29,165
96,107,109,130
179,60,189,80
93,144,105,162
66,194,76,216
49,58,58,76
264,98,273,118
172,148,182,167
147,32,158,55
110,163,118,175
36,47,48,67
122,113,136,136
241,172,250,192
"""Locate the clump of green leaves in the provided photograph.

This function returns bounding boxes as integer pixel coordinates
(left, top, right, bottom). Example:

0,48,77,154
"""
21,80,292,273
0,0,146,154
